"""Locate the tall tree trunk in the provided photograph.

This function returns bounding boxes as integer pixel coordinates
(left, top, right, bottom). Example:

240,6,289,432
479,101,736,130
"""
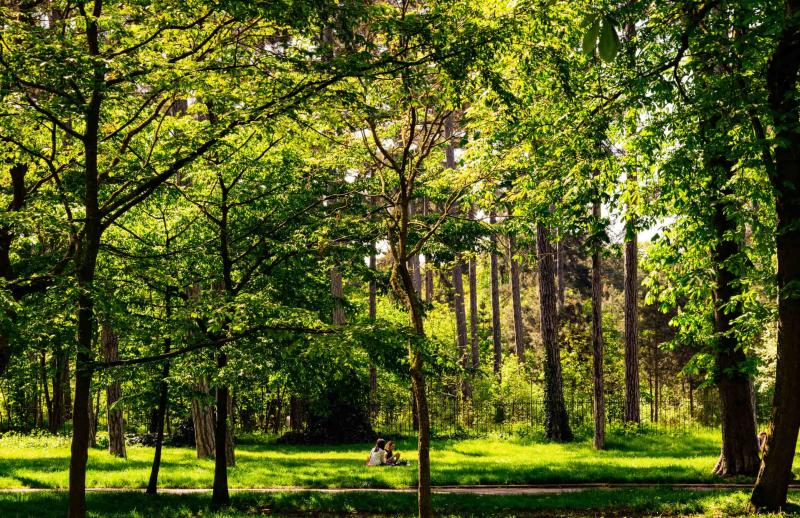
509,234,525,362
452,262,470,399
192,378,216,459
68,34,103,513
704,141,759,477
422,198,434,303
468,256,479,369
709,204,759,476
623,218,641,424
41,351,52,427
591,201,605,450
147,289,172,493
368,253,378,418
103,326,126,458
392,261,431,518
751,7,800,509
556,232,565,315
489,211,502,376
211,352,231,508
537,223,572,441
49,349,67,433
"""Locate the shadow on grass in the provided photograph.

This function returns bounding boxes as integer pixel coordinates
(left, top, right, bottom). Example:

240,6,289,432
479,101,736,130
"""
2,488,795,517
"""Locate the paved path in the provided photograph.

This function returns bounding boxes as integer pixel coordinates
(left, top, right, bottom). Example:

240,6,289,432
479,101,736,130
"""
2,483,798,496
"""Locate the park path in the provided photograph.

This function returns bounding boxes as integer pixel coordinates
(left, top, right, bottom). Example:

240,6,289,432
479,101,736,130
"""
2,483,798,496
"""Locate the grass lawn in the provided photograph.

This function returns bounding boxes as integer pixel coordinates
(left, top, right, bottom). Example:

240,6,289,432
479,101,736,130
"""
0,488,799,517
3,427,795,490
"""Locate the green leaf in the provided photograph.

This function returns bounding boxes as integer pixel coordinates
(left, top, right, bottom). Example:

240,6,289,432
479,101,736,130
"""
582,17,600,55
598,17,620,62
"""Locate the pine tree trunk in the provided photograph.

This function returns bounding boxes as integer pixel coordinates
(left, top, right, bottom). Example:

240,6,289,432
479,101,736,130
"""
623,225,641,424
591,201,605,450
751,10,800,509
452,262,470,399
537,223,572,441
103,326,126,458
509,234,525,362
556,232,565,315
489,211,502,376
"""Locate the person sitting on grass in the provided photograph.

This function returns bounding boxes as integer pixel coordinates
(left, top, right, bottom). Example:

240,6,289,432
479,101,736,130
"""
384,440,406,466
366,438,386,466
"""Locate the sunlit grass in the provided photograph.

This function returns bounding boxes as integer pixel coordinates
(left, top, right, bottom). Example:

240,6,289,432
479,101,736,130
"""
0,427,779,490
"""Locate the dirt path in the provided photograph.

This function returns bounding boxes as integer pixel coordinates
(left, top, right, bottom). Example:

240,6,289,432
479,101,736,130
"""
1,483,798,496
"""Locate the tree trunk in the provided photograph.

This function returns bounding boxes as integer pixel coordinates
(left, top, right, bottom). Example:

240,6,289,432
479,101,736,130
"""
392,260,431,518
537,223,572,441
751,11,800,508
710,210,759,476
509,234,525,362
705,143,759,477
468,257,479,369
556,231,565,315
211,352,231,508
623,223,640,424
192,378,216,459
452,262,470,399
87,385,97,448
49,349,67,433
147,289,172,493
68,51,103,515
591,201,605,450
369,253,378,418
489,211,502,376
423,199,434,303
103,326,126,458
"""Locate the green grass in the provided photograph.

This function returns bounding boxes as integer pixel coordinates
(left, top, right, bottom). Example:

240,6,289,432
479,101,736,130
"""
0,489,799,517
3,427,793,490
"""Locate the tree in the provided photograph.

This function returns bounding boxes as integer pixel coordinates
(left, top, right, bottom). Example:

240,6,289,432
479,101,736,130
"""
751,0,800,509
537,223,573,442
590,197,605,450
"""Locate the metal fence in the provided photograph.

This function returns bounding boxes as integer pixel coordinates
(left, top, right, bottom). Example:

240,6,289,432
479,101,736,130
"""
371,384,728,437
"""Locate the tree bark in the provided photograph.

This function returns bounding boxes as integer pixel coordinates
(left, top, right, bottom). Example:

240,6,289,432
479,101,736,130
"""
591,201,605,450
392,260,431,518
147,288,172,493
537,223,573,441
623,222,641,424
68,21,103,512
452,262,471,399
369,253,378,417
489,211,502,376
468,254,479,369
452,263,469,369
103,326,126,458
49,349,68,433
556,231,565,315
508,234,525,362
751,9,800,508
192,378,216,459
709,197,759,477
211,352,231,508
